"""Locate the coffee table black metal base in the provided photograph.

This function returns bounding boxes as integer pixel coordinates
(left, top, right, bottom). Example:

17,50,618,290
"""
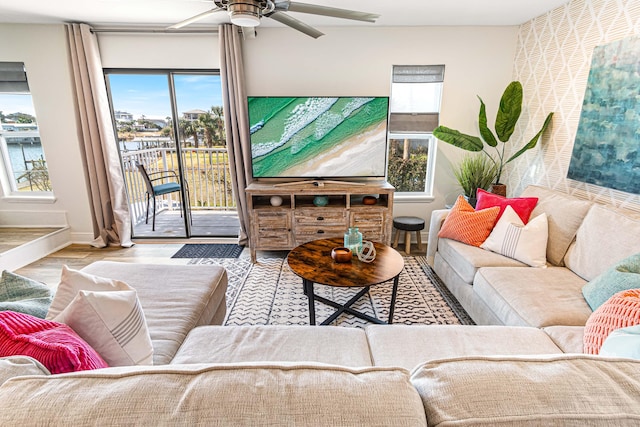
303,276,400,325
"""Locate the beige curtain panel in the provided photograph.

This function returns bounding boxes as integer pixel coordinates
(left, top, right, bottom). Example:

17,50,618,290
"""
66,23,133,248
219,23,252,246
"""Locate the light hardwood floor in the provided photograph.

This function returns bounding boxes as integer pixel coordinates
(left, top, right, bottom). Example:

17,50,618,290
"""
15,244,425,288
0,227,64,253
14,243,195,287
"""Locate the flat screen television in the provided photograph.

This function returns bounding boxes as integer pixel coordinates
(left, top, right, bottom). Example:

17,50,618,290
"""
248,96,389,179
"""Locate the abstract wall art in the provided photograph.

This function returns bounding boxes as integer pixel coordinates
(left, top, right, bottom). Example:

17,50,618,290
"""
567,34,640,195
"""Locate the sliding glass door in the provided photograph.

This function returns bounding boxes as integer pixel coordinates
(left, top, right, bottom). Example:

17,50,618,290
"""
105,70,238,239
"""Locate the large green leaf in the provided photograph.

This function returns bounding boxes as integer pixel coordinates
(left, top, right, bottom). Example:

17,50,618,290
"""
495,81,522,142
478,97,498,147
505,112,554,163
433,126,483,151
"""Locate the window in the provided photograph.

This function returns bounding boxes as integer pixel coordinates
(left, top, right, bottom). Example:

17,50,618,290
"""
386,65,444,198
0,62,52,196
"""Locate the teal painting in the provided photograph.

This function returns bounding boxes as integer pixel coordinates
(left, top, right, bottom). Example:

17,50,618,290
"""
568,35,640,194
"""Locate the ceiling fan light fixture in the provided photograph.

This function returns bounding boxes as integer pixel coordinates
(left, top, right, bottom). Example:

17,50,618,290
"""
228,2,261,27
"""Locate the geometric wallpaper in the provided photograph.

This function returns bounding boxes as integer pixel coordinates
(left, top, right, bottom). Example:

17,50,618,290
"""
505,0,640,214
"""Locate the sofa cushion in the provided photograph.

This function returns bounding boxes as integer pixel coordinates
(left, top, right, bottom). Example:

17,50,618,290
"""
480,206,548,268
0,356,49,386
410,355,640,427
365,325,562,370
582,252,640,311
0,363,427,426
542,326,585,353
53,290,153,367
583,289,640,355
564,204,640,281
520,185,592,266
438,196,499,247
0,271,53,319
172,325,373,367
473,267,592,327
475,188,539,223
438,238,525,284
81,261,228,365
0,311,108,374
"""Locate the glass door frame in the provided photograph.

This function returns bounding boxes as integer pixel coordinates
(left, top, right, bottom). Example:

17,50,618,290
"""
104,68,222,239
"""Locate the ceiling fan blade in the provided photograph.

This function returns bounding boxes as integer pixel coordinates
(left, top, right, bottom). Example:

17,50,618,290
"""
167,8,224,30
268,12,324,39
285,2,379,23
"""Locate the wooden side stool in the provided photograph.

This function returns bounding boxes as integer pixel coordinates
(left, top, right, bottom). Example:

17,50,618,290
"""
392,216,425,255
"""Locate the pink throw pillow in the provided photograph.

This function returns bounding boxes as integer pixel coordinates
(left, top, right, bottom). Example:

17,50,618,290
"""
475,189,539,224
0,311,108,374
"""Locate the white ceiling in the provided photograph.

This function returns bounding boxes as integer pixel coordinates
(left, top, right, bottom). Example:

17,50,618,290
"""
0,0,571,28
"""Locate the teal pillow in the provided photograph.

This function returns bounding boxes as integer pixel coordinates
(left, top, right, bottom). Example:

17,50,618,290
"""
599,325,640,360
582,253,640,311
0,271,54,319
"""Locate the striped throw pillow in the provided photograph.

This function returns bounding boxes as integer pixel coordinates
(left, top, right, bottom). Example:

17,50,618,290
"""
438,195,500,247
0,311,108,374
481,205,548,267
53,290,153,366
583,289,640,355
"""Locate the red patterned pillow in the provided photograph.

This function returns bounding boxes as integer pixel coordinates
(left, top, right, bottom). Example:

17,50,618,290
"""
438,195,500,247
583,289,640,355
475,189,539,224
0,311,108,374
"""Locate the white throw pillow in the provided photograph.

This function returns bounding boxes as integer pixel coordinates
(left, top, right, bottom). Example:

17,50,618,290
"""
46,265,133,320
599,325,640,360
481,205,549,268
53,290,153,366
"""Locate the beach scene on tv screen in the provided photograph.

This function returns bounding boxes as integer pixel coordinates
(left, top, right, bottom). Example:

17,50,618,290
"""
248,96,388,178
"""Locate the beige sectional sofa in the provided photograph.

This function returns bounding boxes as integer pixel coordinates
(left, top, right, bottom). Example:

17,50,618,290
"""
427,185,640,351
1,234,640,424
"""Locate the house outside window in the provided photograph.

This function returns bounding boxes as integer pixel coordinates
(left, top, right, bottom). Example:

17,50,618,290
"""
386,65,444,199
0,62,52,196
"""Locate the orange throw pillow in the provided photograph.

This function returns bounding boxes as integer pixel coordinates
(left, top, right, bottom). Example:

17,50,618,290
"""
438,195,500,247
583,288,640,355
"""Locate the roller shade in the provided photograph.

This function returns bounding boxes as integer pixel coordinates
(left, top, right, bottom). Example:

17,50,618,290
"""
392,65,445,83
0,62,29,93
389,112,439,133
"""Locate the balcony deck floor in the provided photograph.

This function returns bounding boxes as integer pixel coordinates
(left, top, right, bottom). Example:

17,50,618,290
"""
133,210,240,239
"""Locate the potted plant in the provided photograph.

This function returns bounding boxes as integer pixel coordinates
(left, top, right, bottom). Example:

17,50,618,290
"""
453,154,497,207
433,81,553,196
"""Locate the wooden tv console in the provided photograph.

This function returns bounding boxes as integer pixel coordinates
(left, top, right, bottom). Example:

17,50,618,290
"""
246,180,395,262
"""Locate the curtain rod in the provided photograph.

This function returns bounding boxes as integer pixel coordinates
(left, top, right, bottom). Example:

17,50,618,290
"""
91,27,219,34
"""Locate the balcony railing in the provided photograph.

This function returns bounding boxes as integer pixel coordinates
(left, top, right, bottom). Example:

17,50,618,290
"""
120,147,236,225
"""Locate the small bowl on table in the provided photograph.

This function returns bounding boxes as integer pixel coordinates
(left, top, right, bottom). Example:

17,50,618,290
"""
331,247,352,263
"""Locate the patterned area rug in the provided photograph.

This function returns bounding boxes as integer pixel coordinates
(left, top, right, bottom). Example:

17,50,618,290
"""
189,255,474,327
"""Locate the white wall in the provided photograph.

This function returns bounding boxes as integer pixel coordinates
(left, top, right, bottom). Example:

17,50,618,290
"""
1,23,518,242
0,24,93,243
243,26,518,232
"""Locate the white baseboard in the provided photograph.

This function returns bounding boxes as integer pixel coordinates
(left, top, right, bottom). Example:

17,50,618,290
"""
70,232,95,245
0,227,71,271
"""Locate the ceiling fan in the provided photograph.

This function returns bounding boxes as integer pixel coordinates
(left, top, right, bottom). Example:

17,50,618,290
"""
167,0,380,39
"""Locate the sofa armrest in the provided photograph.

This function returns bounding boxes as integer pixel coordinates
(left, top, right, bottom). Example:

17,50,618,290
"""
426,209,450,266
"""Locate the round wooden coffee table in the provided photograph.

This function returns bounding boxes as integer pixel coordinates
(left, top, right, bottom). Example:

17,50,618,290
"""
287,237,404,325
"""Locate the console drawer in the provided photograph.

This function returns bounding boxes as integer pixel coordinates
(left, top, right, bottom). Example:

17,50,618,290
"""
294,210,348,227
294,224,345,244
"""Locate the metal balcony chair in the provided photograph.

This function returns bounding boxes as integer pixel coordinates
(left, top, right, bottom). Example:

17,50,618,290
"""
137,162,191,231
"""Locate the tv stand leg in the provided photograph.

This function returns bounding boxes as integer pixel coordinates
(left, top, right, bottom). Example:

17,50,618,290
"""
250,248,257,263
